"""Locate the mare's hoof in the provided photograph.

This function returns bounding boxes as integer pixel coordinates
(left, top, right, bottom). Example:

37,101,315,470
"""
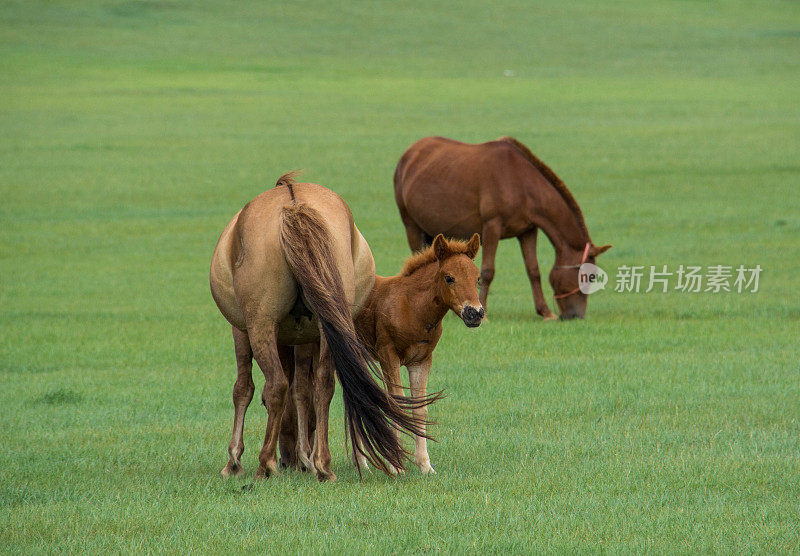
221,462,243,478
543,313,558,321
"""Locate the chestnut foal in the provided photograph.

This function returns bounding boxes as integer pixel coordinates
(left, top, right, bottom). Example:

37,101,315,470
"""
283,234,484,475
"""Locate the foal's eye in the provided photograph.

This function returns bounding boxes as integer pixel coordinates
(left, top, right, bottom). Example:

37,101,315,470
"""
445,275,455,284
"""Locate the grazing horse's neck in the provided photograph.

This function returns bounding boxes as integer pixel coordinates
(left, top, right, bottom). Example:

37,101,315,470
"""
528,187,591,266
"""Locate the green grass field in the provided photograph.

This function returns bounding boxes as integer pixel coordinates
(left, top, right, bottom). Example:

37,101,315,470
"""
2,1,799,552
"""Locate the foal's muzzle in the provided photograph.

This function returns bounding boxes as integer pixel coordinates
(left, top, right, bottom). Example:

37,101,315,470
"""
461,304,485,327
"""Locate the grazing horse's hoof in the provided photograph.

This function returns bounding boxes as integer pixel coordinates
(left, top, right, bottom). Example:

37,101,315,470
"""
221,462,243,478
542,312,558,321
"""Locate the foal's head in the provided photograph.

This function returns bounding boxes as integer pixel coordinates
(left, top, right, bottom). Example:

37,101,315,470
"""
431,234,484,327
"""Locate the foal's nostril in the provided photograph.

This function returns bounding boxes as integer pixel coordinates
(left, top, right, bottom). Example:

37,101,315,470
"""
477,307,485,319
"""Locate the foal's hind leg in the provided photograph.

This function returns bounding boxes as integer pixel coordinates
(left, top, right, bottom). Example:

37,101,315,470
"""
277,345,297,469
292,342,317,472
249,324,290,480
222,326,255,478
311,334,336,482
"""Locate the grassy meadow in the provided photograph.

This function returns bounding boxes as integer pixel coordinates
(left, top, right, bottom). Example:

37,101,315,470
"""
1,0,799,552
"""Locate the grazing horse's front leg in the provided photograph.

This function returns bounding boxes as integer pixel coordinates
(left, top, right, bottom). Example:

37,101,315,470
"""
408,357,435,475
249,323,290,481
518,228,557,320
222,326,255,478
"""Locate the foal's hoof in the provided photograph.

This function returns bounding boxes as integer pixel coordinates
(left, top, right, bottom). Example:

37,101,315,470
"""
315,469,337,482
387,464,405,476
221,462,243,478
419,463,436,476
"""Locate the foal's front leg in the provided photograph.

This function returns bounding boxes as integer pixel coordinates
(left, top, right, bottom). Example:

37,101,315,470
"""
408,357,435,475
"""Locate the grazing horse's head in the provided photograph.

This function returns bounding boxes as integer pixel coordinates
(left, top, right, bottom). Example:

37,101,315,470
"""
550,243,612,320
432,234,484,327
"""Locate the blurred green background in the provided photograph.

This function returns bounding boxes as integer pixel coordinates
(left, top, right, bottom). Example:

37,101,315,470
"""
1,1,798,552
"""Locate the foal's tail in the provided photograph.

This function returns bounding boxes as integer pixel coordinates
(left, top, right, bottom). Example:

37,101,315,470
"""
279,197,435,476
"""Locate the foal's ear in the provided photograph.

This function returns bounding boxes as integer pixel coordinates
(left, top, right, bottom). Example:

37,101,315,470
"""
432,234,450,261
590,244,612,257
465,233,480,259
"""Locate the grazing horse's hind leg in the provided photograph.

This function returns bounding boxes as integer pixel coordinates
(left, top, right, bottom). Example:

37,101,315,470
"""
250,323,290,481
399,208,430,253
518,228,557,320
478,219,502,311
222,326,255,478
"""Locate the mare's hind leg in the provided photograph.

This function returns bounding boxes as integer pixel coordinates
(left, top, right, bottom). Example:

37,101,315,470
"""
311,334,336,482
222,326,255,478
292,342,317,472
518,228,557,320
249,323,290,480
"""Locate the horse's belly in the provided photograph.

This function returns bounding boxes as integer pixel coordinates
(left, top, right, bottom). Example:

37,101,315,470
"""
405,187,481,239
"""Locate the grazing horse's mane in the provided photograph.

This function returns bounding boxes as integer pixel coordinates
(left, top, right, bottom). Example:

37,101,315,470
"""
497,136,590,242
401,237,474,277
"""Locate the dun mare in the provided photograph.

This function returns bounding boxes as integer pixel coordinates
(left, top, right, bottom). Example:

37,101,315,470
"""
394,136,612,320
210,173,435,481
280,233,484,475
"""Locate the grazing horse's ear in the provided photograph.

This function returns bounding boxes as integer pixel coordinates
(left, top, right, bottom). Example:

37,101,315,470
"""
465,233,480,259
590,244,612,257
432,234,449,261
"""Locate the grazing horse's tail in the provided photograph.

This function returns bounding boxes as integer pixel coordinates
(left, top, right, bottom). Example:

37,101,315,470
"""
278,188,434,476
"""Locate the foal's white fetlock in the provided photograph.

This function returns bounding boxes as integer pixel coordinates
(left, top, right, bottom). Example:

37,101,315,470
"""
416,457,436,475
420,463,436,475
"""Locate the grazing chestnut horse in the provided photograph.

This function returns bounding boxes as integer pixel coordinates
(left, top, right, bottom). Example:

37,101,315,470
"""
210,173,434,482
394,136,611,320
280,234,483,476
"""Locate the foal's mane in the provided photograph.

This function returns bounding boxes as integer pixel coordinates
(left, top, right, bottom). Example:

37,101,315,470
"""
400,237,475,277
497,136,590,241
